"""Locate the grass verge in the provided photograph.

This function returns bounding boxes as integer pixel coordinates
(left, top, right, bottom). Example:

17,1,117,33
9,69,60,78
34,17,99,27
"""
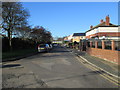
2,48,37,60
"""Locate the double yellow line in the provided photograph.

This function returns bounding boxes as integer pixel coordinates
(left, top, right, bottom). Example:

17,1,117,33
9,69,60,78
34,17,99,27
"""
86,64,119,87
75,56,120,87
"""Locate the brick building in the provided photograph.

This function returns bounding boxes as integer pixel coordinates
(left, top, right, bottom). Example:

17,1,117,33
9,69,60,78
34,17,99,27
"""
86,15,119,40
72,33,86,42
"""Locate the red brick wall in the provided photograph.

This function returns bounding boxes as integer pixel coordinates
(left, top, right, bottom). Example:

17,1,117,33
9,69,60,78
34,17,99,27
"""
86,48,120,64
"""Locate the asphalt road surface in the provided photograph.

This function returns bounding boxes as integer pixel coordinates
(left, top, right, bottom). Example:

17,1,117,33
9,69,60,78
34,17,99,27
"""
2,46,119,88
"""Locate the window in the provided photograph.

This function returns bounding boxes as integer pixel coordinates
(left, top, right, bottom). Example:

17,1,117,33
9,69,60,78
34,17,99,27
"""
74,37,77,39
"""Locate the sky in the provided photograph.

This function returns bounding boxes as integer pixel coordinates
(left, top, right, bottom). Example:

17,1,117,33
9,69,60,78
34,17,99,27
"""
22,2,118,37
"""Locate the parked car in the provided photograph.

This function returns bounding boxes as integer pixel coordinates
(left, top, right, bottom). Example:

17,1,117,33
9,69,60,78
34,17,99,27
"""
38,44,52,52
53,43,58,47
38,44,47,52
49,44,53,49
38,44,53,52
45,44,50,52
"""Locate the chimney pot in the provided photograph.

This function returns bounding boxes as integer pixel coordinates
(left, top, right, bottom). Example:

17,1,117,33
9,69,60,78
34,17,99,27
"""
100,19,104,23
90,25,93,29
105,15,110,26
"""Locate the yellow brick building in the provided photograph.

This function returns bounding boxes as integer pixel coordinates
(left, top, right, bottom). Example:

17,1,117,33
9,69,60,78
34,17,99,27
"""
72,33,86,42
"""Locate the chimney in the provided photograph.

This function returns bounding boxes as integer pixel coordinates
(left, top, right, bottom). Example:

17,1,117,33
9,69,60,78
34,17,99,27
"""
105,15,110,26
90,25,93,29
100,19,104,23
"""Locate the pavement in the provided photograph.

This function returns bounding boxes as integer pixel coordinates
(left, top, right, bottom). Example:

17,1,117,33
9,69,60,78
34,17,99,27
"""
67,48,119,78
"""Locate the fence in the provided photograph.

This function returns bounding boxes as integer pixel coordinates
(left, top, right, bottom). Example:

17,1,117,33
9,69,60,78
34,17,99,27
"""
104,40,111,50
98,40,102,49
80,39,120,64
115,41,120,51
82,39,120,51
68,39,120,51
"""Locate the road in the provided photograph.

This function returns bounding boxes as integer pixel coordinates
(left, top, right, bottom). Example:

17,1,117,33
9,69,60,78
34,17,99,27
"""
2,46,118,88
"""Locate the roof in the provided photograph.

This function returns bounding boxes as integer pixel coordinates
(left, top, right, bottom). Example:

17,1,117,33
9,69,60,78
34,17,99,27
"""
86,22,118,33
73,33,85,36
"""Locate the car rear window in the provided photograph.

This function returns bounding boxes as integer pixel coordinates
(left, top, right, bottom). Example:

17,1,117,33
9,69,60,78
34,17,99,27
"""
38,44,46,47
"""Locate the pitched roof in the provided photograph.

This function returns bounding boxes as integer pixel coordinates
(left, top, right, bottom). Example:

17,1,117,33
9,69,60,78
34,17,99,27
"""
86,22,118,33
73,33,85,36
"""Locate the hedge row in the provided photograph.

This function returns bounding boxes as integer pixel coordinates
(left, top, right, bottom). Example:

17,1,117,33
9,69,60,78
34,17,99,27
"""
2,37,37,52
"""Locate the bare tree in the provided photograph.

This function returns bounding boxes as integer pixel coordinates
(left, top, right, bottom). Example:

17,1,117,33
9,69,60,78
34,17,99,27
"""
2,2,29,50
16,25,32,39
31,26,52,44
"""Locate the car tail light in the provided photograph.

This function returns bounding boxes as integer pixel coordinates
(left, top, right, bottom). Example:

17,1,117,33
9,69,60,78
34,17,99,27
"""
38,44,40,47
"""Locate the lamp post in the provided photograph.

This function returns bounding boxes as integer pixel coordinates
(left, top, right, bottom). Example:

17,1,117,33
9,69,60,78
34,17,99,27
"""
86,38,88,50
79,39,80,50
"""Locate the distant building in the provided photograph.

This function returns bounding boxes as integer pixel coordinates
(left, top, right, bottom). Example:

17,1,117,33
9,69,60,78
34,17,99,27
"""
86,15,119,40
63,36,69,41
67,34,73,41
52,41,63,44
72,33,86,42
63,34,73,42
